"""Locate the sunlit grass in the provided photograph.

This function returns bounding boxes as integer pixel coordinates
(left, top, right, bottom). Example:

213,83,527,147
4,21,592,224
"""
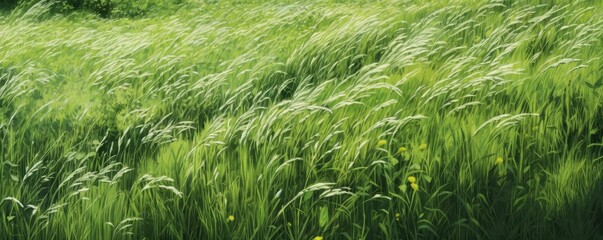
1,0,603,239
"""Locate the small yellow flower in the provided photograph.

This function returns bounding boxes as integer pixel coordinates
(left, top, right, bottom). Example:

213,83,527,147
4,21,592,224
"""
313,236,323,240
496,157,504,164
398,147,407,153
418,143,427,151
228,215,235,222
377,140,387,147
395,213,400,217
410,183,419,191
407,176,417,183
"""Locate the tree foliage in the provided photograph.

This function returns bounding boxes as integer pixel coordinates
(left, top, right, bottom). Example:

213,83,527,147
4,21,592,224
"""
3,0,181,17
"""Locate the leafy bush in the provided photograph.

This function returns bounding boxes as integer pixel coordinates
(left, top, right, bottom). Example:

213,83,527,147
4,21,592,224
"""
9,0,181,17
111,0,179,17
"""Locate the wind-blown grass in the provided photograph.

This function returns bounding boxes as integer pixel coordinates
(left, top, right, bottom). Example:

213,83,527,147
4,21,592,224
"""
1,0,603,239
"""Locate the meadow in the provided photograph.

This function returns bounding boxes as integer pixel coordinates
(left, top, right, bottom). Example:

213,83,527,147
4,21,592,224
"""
1,0,603,239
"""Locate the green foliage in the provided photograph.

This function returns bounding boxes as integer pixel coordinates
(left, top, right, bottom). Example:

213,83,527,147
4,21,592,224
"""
1,0,603,239
110,0,182,17
8,0,181,17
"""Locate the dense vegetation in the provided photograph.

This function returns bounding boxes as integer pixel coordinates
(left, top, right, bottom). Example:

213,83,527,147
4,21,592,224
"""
1,0,603,239
1,0,182,17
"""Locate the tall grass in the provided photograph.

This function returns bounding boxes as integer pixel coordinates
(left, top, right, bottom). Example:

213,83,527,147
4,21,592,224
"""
1,0,603,239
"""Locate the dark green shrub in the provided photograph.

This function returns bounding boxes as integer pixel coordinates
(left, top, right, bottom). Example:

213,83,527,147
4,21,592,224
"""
0,0,18,10
111,0,177,17
9,0,181,17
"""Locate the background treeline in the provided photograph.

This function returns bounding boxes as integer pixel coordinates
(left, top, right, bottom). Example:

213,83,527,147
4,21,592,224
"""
0,0,184,17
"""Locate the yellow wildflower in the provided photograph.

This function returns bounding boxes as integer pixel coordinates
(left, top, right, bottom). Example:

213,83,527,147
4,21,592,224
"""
407,176,417,183
313,236,323,240
228,215,235,222
377,140,387,147
418,143,427,151
395,213,400,217
398,147,407,153
410,183,419,191
496,157,504,164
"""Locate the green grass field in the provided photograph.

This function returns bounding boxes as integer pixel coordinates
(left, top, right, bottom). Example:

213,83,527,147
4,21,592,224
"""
1,0,603,239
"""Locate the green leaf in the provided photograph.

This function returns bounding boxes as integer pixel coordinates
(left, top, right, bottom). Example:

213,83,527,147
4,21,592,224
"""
585,77,603,89
319,206,329,228
379,221,390,239
3,161,18,167
410,163,421,170
75,152,86,160
423,175,432,183
399,184,407,193
303,191,313,202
